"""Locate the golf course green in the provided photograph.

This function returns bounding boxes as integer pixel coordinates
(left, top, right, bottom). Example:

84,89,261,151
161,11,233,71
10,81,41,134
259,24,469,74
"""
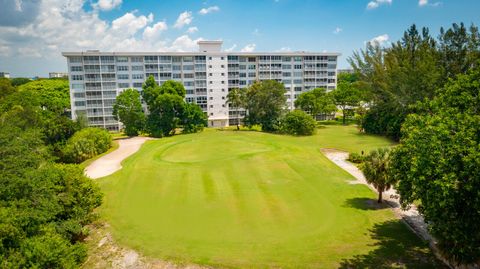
99,125,441,268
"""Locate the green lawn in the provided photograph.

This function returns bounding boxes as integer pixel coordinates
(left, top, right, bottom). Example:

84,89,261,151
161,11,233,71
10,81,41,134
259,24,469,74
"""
98,125,442,268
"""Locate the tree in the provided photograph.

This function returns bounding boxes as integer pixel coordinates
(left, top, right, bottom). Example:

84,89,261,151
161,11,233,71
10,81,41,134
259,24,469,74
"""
181,102,207,133
389,67,480,264
61,127,112,163
226,88,246,130
0,78,16,100
294,88,336,120
244,80,286,132
331,82,362,125
113,89,145,136
280,110,317,136
10,77,31,87
360,148,392,203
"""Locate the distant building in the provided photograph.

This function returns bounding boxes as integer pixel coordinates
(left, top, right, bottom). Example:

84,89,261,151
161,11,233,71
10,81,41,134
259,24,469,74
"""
0,72,10,78
337,69,354,74
63,41,340,130
49,72,68,78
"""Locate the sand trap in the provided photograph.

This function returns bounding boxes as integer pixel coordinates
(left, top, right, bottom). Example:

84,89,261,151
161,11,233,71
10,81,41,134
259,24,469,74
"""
85,137,153,179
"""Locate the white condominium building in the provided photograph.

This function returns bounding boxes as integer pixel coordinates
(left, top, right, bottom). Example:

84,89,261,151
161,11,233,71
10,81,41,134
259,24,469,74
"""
63,41,340,131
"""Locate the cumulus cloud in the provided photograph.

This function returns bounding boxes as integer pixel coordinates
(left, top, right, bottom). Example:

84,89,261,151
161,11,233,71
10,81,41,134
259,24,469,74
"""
241,44,256,52
112,12,154,35
370,34,390,46
170,35,203,52
174,11,193,28
0,0,41,26
225,44,237,52
186,26,198,33
198,6,219,15
333,27,342,34
92,0,122,11
143,21,167,40
367,0,392,10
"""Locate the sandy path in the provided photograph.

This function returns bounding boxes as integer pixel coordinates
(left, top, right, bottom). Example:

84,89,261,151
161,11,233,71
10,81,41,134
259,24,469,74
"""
85,137,153,179
320,148,432,241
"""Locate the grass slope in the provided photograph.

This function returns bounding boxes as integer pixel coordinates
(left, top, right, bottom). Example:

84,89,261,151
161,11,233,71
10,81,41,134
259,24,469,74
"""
98,125,441,268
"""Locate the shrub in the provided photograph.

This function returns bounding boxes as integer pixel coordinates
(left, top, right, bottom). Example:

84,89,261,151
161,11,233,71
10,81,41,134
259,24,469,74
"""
62,127,112,163
348,152,366,163
280,110,316,136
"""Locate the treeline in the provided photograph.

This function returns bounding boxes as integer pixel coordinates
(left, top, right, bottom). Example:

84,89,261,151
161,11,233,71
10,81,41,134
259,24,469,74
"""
113,76,207,137
0,78,106,267
350,23,480,266
350,22,480,140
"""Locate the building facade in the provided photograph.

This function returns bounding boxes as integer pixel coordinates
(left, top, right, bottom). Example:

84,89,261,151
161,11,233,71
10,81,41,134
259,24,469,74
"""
63,41,340,131
0,72,10,78
49,72,68,78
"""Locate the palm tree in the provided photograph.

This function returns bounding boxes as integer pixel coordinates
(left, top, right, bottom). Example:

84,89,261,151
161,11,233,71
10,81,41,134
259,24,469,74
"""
360,148,392,203
226,88,245,130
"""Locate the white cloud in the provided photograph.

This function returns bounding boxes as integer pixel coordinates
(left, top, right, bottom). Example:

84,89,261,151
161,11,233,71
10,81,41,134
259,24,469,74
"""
14,0,22,12
0,0,203,59
198,6,219,15
174,11,193,28
225,44,237,52
419,0,442,7
112,12,153,35
143,21,167,40
333,27,342,34
370,34,389,46
276,47,291,52
93,0,122,11
367,0,392,10
241,44,256,52
186,26,198,33
170,35,203,52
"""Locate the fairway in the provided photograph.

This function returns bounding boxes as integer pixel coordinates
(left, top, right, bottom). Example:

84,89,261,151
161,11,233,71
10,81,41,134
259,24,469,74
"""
99,126,440,268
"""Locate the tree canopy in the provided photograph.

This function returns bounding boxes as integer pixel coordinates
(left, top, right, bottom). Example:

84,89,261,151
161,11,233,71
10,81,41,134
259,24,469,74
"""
113,89,145,136
389,66,480,264
244,80,286,132
294,88,336,119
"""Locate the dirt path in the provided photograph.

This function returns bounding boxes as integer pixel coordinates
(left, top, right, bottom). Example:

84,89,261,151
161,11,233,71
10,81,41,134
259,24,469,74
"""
85,137,153,179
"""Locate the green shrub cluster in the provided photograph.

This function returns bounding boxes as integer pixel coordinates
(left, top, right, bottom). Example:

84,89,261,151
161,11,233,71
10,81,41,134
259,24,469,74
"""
61,127,112,163
348,152,366,164
280,110,317,136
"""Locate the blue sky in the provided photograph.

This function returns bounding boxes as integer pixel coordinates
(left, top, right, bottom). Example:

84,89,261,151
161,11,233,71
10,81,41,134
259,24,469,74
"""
0,0,479,77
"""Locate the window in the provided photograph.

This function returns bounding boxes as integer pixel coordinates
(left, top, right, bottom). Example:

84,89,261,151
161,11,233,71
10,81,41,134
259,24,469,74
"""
222,96,225,100
183,56,193,62
282,56,291,62
73,92,85,98
116,56,128,62
221,57,224,60
117,66,129,71
117,74,129,80
221,73,225,76
131,65,143,71
221,65,225,68
74,101,86,107
209,97,213,100
130,56,143,62
248,64,256,70
133,82,143,88
72,83,84,90
72,75,83,80
209,73,213,76
132,74,144,79
69,56,82,63
209,81,213,84
221,81,225,84
118,82,130,88
294,64,302,70
208,57,212,60
283,72,291,77
294,87,302,92
210,105,213,108
183,65,194,71
208,65,212,68
172,65,181,71
184,81,194,86
221,88,225,92
184,73,194,79
172,73,181,79
71,66,83,72
172,56,182,63
294,56,302,62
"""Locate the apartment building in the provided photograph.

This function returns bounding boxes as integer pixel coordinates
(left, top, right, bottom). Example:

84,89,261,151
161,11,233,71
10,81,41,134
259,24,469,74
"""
49,72,68,78
63,41,340,131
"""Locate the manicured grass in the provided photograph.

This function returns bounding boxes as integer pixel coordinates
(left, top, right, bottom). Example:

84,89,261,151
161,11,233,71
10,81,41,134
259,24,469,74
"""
98,125,442,268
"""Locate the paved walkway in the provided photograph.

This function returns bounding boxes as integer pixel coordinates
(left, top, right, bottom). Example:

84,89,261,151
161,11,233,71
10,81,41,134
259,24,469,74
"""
321,148,432,241
85,137,153,179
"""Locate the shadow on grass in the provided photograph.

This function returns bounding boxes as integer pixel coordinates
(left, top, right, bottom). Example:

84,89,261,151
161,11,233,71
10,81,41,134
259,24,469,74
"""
338,220,446,269
344,197,390,211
